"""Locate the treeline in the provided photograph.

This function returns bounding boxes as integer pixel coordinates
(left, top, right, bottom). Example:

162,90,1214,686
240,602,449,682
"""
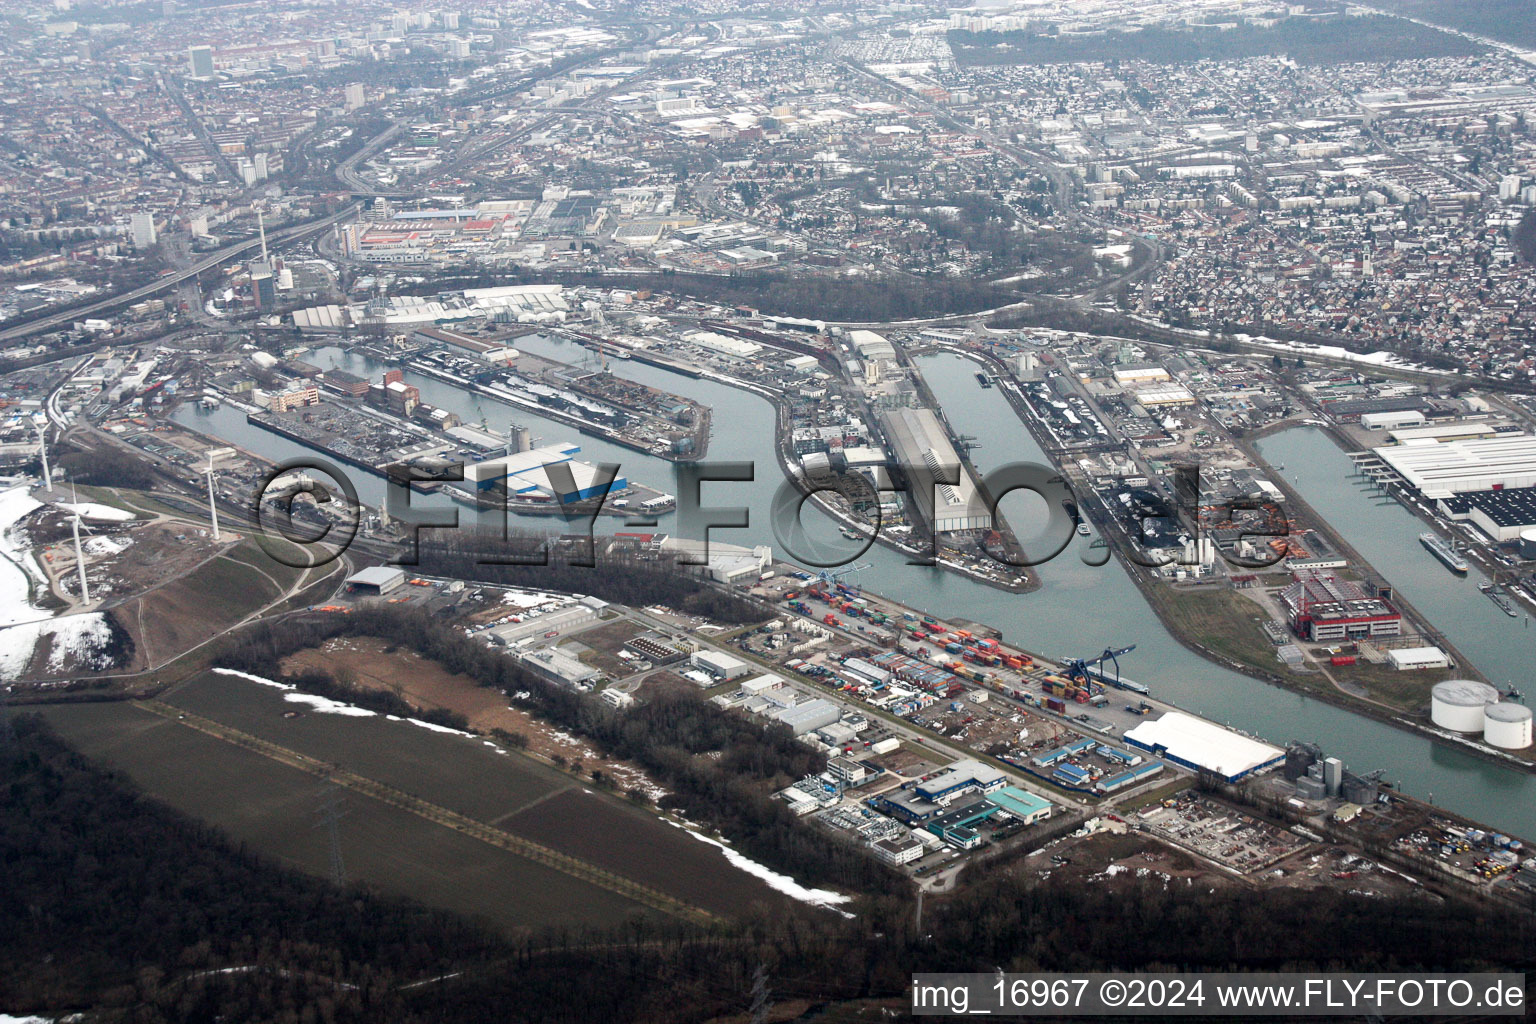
1376,0,1536,50
414,534,768,624
390,266,1019,322
56,444,159,491
0,717,506,1019
283,665,470,732
1517,209,1536,264
215,602,897,893
949,16,1485,67
8,712,1536,1022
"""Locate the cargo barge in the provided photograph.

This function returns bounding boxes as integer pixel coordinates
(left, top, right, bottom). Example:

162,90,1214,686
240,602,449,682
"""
1420,532,1468,575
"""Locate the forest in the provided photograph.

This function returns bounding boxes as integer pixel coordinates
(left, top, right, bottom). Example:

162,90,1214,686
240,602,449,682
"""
411,534,769,624
1517,209,1536,264
949,15,1484,67
1375,0,1536,50
5,714,1535,1023
387,265,1020,322
56,443,161,491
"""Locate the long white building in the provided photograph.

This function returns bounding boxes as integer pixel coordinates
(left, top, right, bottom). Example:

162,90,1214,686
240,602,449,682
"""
877,407,992,534
1374,434,1536,498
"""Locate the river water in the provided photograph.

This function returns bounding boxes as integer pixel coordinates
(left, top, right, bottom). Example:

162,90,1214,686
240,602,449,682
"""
172,338,1536,835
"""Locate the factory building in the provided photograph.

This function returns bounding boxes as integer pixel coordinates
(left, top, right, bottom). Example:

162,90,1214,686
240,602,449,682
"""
772,698,841,735
661,536,773,584
518,647,600,688
690,650,748,680
877,759,1010,825
1096,763,1163,794
1386,646,1451,671
1112,364,1170,386
1373,434,1536,499
464,442,626,503
988,786,1053,825
345,566,406,595
877,407,992,534
1123,711,1284,783
491,600,601,644
1359,410,1425,431
1438,486,1536,543
1278,573,1401,642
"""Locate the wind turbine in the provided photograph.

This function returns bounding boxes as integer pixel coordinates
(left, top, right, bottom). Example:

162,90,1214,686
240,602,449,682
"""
70,513,89,605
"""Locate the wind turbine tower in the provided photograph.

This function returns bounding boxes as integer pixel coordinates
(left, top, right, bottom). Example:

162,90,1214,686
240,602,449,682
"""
71,514,89,605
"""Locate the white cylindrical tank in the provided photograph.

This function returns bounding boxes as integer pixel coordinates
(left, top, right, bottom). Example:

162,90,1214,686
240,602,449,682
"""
1484,703,1534,750
1430,679,1499,732
1520,528,1536,560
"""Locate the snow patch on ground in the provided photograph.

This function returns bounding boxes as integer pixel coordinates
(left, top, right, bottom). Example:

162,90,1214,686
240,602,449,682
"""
0,485,43,628
211,668,470,734
672,822,854,914
0,612,115,680
84,535,131,556
58,501,136,522
212,667,292,690
284,692,377,717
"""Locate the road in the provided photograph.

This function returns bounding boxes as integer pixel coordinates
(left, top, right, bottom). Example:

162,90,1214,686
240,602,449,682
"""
0,204,360,346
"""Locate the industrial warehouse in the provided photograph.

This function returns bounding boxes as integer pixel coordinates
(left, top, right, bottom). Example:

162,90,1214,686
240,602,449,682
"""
875,407,992,535
463,442,627,502
1122,712,1285,783
1371,433,1536,499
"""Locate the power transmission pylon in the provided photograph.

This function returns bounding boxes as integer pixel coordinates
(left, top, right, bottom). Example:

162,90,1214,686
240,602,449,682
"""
316,779,349,887
748,962,772,1024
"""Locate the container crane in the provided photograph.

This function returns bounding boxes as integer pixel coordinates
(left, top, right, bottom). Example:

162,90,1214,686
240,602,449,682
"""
1062,644,1137,693
818,561,871,595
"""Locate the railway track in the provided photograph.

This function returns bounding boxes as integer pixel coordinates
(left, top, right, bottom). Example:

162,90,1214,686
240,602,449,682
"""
134,699,718,925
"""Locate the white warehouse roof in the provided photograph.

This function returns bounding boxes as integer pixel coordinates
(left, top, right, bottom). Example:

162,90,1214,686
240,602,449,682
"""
1122,711,1284,782
1374,434,1536,498
877,407,992,534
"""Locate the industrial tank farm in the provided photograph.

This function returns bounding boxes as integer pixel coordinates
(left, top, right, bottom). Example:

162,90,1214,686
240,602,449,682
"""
1484,703,1534,750
1430,679,1501,733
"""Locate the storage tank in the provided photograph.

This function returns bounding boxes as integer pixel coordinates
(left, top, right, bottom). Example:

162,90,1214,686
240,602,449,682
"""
1430,679,1499,732
1520,528,1536,560
1483,703,1533,750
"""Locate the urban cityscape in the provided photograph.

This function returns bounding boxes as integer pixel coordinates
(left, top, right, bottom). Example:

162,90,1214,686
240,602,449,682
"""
2,0,1536,1019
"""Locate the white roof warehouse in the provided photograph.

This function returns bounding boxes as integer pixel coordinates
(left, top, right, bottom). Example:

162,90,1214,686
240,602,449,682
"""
1122,712,1284,783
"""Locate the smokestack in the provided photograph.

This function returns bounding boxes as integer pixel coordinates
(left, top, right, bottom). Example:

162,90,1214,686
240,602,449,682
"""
206,456,221,541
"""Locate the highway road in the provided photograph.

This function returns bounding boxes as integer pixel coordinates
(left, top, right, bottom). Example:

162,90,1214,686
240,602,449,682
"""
0,203,360,347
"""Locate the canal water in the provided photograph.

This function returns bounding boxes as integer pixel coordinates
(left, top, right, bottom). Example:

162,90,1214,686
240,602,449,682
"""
1255,427,1536,692
173,337,1536,835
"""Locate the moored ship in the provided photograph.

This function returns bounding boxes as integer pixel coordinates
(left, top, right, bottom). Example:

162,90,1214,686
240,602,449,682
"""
1420,532,1468,575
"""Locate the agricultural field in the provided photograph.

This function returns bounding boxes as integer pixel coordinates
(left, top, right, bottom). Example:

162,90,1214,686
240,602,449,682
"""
36,699,648,933
51,670,790,921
